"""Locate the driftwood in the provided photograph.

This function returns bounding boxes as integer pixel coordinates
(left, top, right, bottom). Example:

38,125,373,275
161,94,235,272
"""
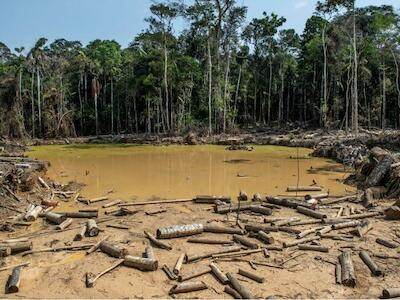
233,234,258,249
287,186,322,192
382,288,400,299
187,237,233,245
210,262,229,284
157,224,204,239
123,255,158,271
238,268,264,283
144,230,172,250
204,224,245,235
45,212,66,225
169,281,208,295
226,272,254,299
178,267,211,282
174,254,185,275
283,236,320,248
224,286,242,299
102,199,123,208
194,195,231,204
86,236,109,255
376,238,398,249
298,244,329,253
296,206,327,219
86,259,124,288
86,219,99,236
56,218,73,230
185,245,242,263
100,241,128,258
6,266,22,294
359,251,383,276
339,251,356,287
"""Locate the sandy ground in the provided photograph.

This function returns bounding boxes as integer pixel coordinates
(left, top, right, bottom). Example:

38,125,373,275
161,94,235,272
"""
0,195,399,299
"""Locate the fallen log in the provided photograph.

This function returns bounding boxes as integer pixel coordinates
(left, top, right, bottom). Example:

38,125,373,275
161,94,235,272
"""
145,209,167,216
6,266,22,294
74,225,87,241
296,206,327,219
0,263,29,273
21,244,93,256
316,226,332,236
194,195,231,204
187,238,233,245
366,154,394,187
287,186,322,192
339,211,381,220
320,195,358,205
297,227,321,239
238,268,264,283
174,253,185,275
79,208,99,213
123,255,158,271
185,245,242,263
157,224,204,239
255,231,274,245
24,206,43,221
162,265,177,280
86,236,109,255
169,281,208,295
376,238,398,249
45,212,66,225
382,288,400,299
56,218,73,230
86,259,124,288
178,267,211,282
283,236,320,248
100,241,128,258
214,204,251,214
144,230,172,250
226,272,254,299
144,246,155,260
267,197,312,209
88,196,108,204
233,234,258,249
298,244,329,253
102,199,123,208
249,205,272,216
245,224,278,233
290,219,323,226
203,224,245,235
224,286,242,299
210,262,228,284
332,221,361,230
359,251,383,277
0,241,33,254
339,251,356,287
59,212,98,218
120,198,193,207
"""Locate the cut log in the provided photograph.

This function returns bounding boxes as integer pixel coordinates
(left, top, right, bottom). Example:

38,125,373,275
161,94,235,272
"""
359,251,383,276
0,241,33,254
144,231,172,250
335,263,342,284
316,226,332,236
102,199,123,208
86,259,124,288
157,224,204,239
100,241,128,258
339,251,356,287
383,288,400,299
74,225,87,241
88,196,108,204
86,219,99,237
187,238,233,245
287,186,322,192
256,231,274,244
59,212,98,218
185,246,242,263
123,255,158,271
79,208,99,213
86,236,109,255
56,218,73,230
194,195,231,204
24,206,43,221
376,238,398,249
297,227,321,239
38,176,50,190
119,198,193,207
298,244,329,253
296,206,327,219
224,286,242,299
226,272,254,299
162,265,177,280
366,154,394,187
233,234,258,249
6,266,22,294
320,195,358,205
144,246,155,260
267,196,313,209
283,236,320,248
249,205,272,216
203,224,245,235
214,204,251,214
169,281,208,295
290,219,323,226
332,221,361,230
238,268,264,283
245,224,278,233
210,262,228,284
178,267,211,282
173,253,185,275
0,247,11,257
45,212,66,225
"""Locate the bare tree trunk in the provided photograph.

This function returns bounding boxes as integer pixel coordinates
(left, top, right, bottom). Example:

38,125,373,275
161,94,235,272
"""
352,5,359,135
268,57,273,125
391,48,400,127
164,44,170,132
36,68,42,136
111,77,114,135
382,64,386,129
134,96,138,134
322,24,328,128
31,72,35,138
207,35,213,135
223,47,231,133
79,73,83,136
279,65,284,126
234,64,242,124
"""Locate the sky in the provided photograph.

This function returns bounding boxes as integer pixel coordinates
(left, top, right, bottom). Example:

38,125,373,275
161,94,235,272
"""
0,0,398,51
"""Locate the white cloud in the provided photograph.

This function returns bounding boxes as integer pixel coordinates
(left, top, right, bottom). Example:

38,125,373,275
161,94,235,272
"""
295,0,309,9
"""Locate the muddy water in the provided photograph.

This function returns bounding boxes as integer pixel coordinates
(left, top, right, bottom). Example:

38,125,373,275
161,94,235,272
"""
28,144,352,200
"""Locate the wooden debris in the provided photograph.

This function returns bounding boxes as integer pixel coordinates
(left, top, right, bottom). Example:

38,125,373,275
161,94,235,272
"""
283,236,320,248
210,262,228,284
21,244,93,256
100,241,128,258
249,205,272,216
102,199,123,208
169,281,208,295
298,244,329,253
339,251,356,287
287,186,322,192
382,288,400,299
187,237,233,245
359,251,383,276
174,253,185,275
186,245,242,263
178,267,211,282
162,265,178,280
123,255,158,271
6,266,22,294
74,225,87,241
38,176,50,190
224,286,242,299
0,263,29,273
233,234,258,249
376,238,398,249
296,206,327,219
226,272,254,299
88,196,108,204
85,259,124,288
86,219,99,236
24,205,43,221
0,241,33,254
144,230,172,250
56,218,73,230
238,268,264,283
157,224,204,239
204,224,245,235
86,236,109,255
194,195,231,204
144,246,155,260
120,198,193,207
45,212,66,225
332,220,361,230
145,208,167,216
255,230,274,244
335,263,342,284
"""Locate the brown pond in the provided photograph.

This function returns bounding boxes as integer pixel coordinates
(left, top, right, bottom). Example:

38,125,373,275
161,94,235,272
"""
28,144,353,200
